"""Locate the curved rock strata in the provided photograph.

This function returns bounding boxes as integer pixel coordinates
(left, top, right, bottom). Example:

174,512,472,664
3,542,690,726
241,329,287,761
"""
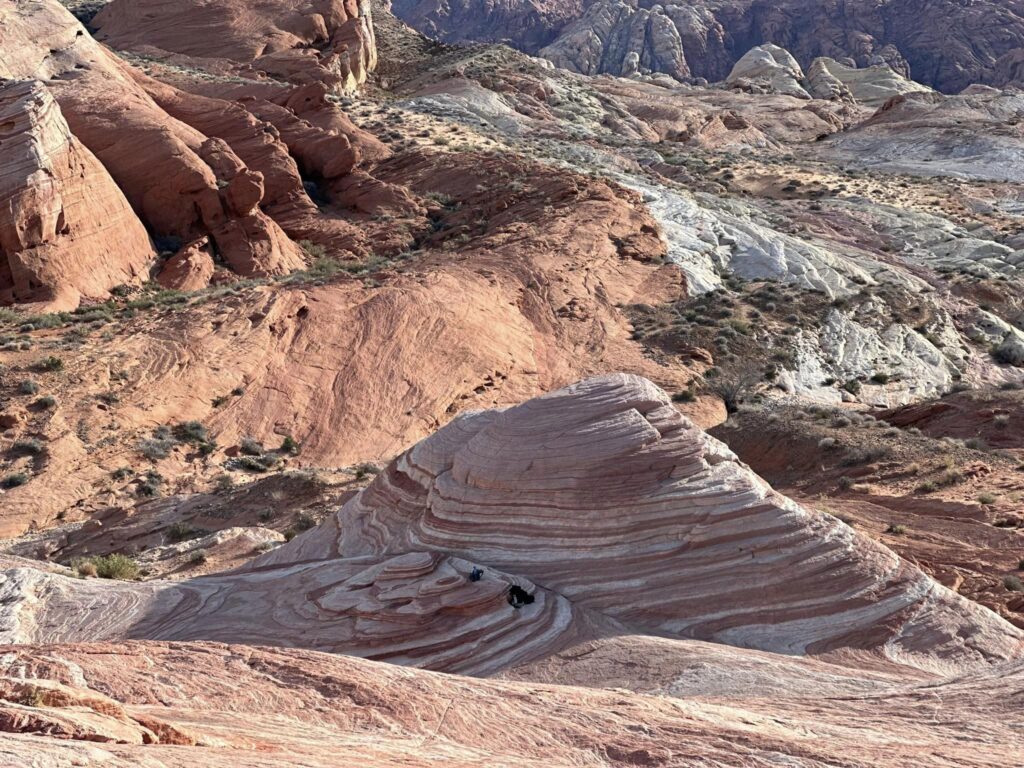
2,375,1020,678
316,374,1023,670
0,640,1021,766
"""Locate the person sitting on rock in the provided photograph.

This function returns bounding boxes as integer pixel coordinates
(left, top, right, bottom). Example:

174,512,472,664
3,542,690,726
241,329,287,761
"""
506,585,535,609
469,567,483,582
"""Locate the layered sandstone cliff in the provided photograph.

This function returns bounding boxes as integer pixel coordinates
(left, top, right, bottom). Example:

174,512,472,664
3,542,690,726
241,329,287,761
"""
0,81,154,309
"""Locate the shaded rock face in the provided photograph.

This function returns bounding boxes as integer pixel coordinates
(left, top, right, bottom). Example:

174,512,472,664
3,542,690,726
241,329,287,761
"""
395,0,1024,92
389,0,583,52
0,81,155,309
92,0,378,93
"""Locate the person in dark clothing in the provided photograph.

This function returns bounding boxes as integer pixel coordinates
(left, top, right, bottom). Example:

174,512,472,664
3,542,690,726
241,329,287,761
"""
469,567,483,582
507,585,535,609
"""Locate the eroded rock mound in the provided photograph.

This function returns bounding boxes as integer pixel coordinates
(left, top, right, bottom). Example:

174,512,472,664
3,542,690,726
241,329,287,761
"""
261,374,1024,670
820,89,1024,181
0,81,154,309
0,0,312,300
806,56,932,107
725,45,931,107
725,44,809,99
2,376,1020,677
93,0,377,92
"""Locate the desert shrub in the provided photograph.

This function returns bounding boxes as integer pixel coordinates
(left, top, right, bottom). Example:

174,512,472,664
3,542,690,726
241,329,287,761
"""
11,438,44,456
702,364,762,414
977,493,997,505
34,395,56,409
840,446,891,466
138,438,174,461
188,550,207,566
992,337,1024,367
34,356,63,372
230,453,278,472
1004,575,1023,592
280,435,300,455
240,437,264,456
23,314,66,330
17,379,39,395
167,521,198,542
136,470,164,497
111,467,133,481
77,554,139,580
831,416,851,428
818,437,838,450
886,524,906,535
353,463,380,481
173,421,208,444
672,389,696,403
295,513,316,531
842,379,862,395
869,372,890,384
1,472,29,489
993,414,1010,429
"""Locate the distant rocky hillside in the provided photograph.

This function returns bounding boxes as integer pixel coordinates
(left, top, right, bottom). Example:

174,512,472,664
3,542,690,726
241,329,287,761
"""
389,0,1024,92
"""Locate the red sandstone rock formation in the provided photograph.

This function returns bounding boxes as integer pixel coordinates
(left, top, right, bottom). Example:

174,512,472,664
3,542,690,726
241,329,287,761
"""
0,0,315,296
0,81,154,309
93,0,378,93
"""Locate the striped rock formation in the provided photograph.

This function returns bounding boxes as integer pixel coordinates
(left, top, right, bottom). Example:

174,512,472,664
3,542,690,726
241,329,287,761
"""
0,551,593,677
2,375,1018,680
272,373,1023,671
0,640,1020,766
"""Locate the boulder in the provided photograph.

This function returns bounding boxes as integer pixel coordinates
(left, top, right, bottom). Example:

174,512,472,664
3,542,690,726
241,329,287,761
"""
156,239,216,291
726,44,810,99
